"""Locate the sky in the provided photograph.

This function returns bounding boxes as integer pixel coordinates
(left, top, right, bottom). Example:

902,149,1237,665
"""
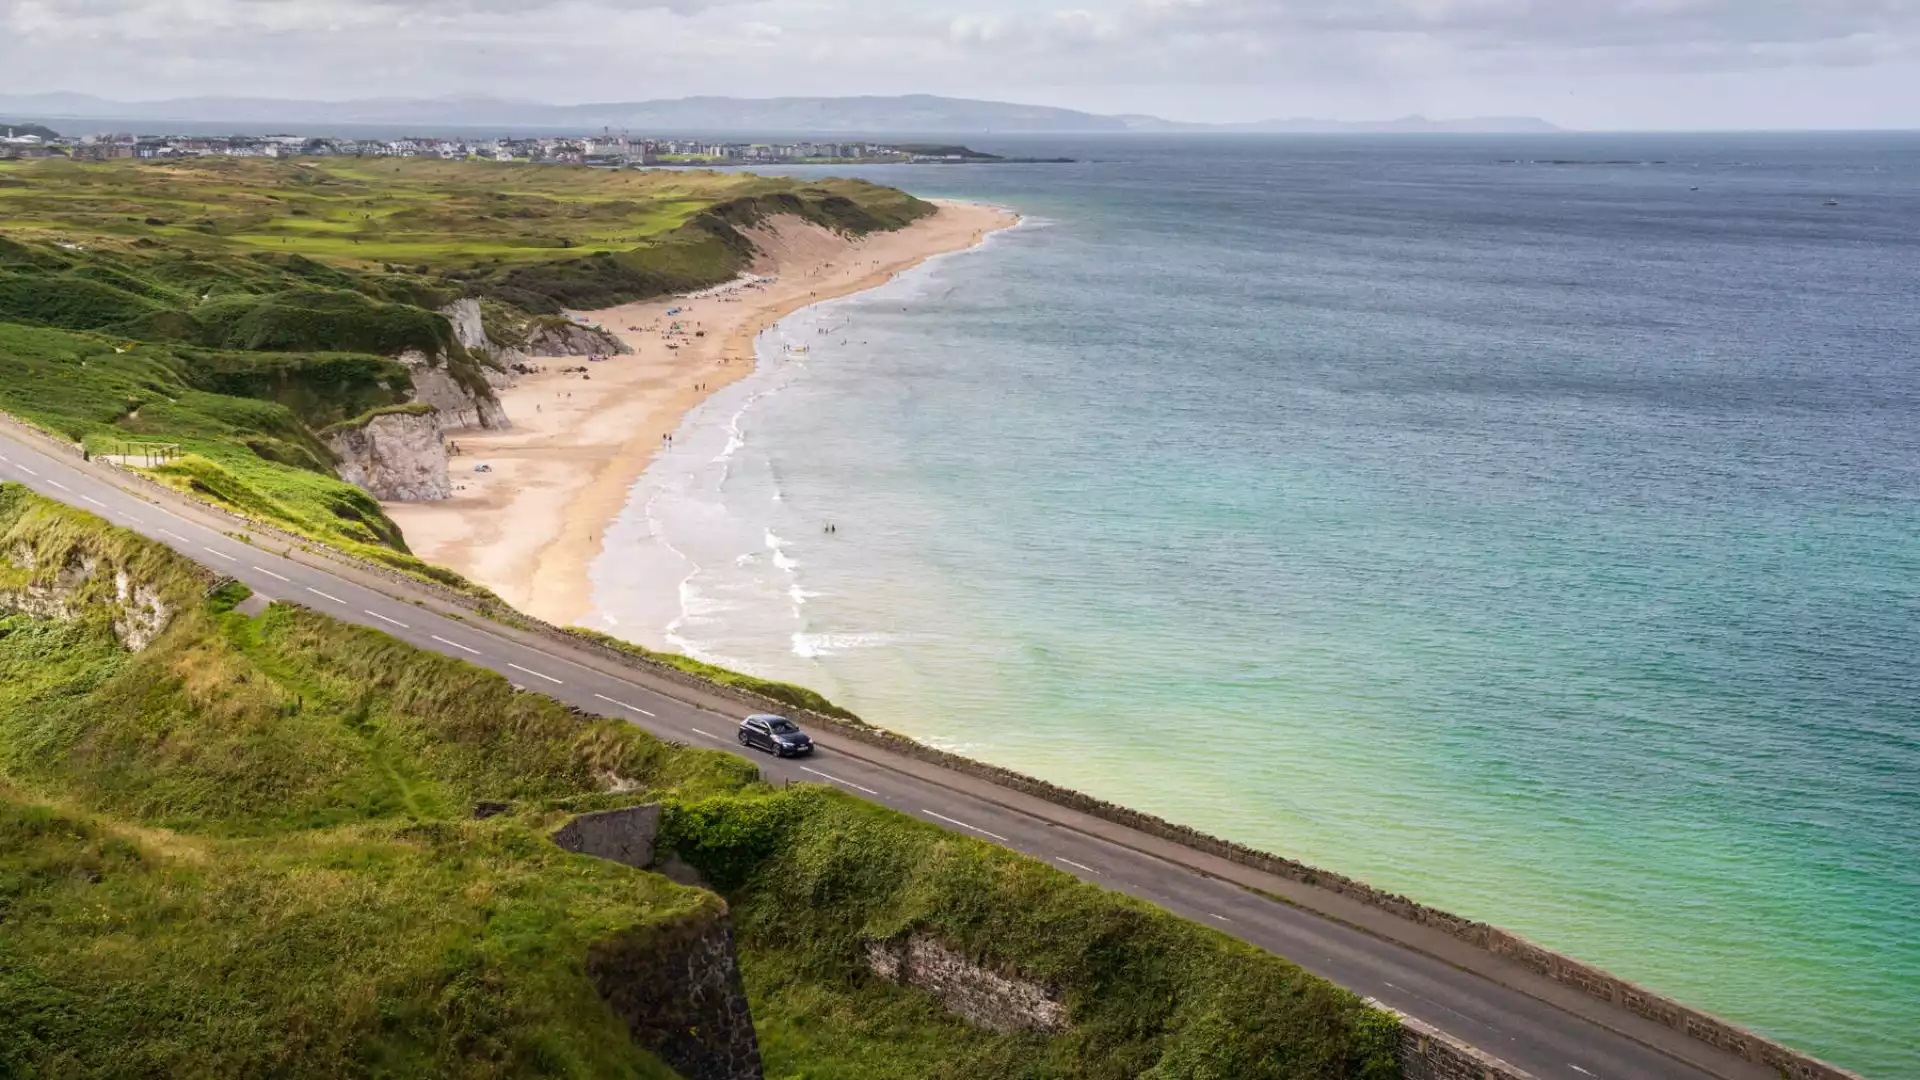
3,0,1919,130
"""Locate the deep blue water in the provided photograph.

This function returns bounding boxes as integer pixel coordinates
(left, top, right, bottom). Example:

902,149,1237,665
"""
591,134,1920,1076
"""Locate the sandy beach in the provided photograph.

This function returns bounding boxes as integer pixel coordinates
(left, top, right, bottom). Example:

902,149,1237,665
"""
386,199,1018,627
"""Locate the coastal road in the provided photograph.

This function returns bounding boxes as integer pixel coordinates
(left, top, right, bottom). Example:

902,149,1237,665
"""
0,425,1775,1080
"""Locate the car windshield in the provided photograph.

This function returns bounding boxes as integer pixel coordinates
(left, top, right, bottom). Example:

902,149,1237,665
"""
769,720,799,734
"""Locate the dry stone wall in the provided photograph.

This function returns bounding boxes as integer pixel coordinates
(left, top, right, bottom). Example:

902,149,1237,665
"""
1394,1011,1533,1080
866,934,1068,1034
550,804,661,869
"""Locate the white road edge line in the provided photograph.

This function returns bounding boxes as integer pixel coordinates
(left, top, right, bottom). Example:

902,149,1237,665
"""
1055,857,1101,876
202,547,236,562
594,693,656,718
306,587,345,604
252,566,291,583
508,663,563,685
430,634,481,656
364,610,410,629
923,809,1010,843
800,766,879,795
689,729,722,741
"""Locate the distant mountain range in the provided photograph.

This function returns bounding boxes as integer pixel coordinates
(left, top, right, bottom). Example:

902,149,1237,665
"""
0,92,1564,136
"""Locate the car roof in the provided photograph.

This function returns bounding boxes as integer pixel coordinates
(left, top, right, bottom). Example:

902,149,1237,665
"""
745,713,790,723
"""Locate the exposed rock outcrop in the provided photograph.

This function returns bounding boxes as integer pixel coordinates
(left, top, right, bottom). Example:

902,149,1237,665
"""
440,298,531,385
398,349,510,431
0,547,172,652
550,804,661,869
866,934,1068,1034
441,298,493,358
525,318,628,357
588,905,764,1080
324,409,450,502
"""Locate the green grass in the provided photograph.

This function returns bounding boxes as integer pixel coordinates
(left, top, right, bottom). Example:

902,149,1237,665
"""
0,796,696,1080
663,788,1402,1080
0,157,934,315
0,156,935,592
0,487,1403,1077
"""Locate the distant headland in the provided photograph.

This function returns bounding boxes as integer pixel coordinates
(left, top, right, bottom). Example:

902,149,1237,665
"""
0,90,1564,137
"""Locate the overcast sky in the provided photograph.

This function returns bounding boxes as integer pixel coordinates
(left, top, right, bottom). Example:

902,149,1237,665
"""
3,0,1918,130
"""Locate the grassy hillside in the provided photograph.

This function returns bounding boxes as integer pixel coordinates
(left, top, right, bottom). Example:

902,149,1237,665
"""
0,157,932,317
0,484,1399,1078
666,789,1400,1080
0,157,931,588
0,319,468,580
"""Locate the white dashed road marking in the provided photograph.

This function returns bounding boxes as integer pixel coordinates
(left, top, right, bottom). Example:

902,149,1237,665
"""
594,693,656,718
508,663,562,685
81,495,105,507
1207,912,1234,924
431,634,481,656
15,464,37,476
364,610,410,629
202,547,236,561
306,587,345,604
689,729,722,741
1055,857,1101,876
923,810,1010,843
1570,1067,1596,1077
800,766,879,795
160,529,191,543
253,566,290,583
46,480,69,491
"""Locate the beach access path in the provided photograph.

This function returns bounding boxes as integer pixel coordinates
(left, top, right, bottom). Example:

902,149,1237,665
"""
0,420,1779,1080
386,199,1018,628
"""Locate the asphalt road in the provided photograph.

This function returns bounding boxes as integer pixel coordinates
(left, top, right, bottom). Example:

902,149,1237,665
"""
0,425,1771,1080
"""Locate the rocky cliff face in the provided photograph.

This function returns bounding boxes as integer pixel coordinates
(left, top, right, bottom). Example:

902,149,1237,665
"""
1,546,173,652
525,319,629,357
588,903,764,1080
398,349,510,431
324,409,451,502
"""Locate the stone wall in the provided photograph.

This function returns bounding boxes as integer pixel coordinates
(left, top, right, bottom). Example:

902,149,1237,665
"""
587,904,763,1080
550,804,661,870
324,409,450,502
1394,1011,1533,1080
866,934,1068,1034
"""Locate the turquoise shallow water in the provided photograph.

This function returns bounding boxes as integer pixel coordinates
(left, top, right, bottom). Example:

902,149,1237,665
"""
590,134,1920,1076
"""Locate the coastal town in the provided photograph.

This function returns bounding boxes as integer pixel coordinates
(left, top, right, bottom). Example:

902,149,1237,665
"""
0,125,1015,166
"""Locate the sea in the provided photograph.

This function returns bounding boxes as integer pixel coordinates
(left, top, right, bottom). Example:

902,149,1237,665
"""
586,132,1920,1077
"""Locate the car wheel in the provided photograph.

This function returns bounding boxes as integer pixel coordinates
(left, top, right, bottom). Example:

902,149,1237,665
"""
737,729,750,746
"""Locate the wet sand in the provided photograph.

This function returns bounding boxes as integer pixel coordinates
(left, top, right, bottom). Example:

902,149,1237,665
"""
386,200,1018,627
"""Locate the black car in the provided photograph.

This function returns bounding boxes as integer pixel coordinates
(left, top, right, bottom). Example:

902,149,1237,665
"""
738,714,813,757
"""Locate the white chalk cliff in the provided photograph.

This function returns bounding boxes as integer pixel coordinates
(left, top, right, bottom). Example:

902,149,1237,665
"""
325,410,452,502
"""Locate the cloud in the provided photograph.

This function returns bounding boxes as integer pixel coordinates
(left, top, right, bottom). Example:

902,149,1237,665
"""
0,0,1916,127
